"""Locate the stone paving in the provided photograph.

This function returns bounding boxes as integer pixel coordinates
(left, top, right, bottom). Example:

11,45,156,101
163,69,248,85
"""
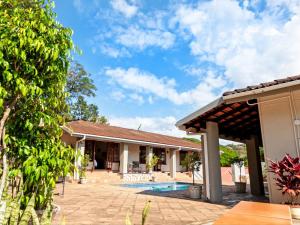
52,171,266,225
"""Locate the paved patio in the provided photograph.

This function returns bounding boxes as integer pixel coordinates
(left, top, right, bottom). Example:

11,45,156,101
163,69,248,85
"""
52,171,266,225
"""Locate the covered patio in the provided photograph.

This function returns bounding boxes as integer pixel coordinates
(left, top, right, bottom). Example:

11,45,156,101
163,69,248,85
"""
176,98,265,203
176,75,300,203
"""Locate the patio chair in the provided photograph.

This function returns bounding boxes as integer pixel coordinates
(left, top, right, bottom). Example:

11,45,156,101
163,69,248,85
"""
132,161,141,173
86,162,94,172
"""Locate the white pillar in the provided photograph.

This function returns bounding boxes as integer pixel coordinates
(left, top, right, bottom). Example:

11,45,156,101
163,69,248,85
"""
245,136,264,196
203,121,222,203
120,143,129,174
170,149,177,179
75,140,85,180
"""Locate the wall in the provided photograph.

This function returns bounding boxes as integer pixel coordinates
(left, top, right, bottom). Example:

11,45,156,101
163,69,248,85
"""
126,144,188,173
61,132,196,174
258,89,300,203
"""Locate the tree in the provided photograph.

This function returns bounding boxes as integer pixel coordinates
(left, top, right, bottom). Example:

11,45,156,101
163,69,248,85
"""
0,0,74,222
220,146,239,166
66,61,96,100
183,137,201,144
66,61,108,124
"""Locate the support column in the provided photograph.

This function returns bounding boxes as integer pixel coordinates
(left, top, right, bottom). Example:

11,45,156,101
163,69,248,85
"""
245,136,264,196
170,149,177,179
146,146,153,173
120,143,128,174
201,135,207,199
74,139,85,180
204,121,222,203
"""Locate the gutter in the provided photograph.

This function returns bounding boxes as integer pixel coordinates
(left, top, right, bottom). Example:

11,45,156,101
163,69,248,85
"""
74,135,86,180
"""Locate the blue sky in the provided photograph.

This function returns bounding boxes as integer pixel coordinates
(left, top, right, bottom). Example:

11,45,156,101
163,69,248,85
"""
54,0,300,137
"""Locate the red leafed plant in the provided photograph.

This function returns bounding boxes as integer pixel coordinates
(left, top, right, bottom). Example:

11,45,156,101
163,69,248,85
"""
269,154,300,205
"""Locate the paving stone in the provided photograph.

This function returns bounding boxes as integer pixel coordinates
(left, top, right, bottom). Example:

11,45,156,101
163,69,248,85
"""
53,171,267,225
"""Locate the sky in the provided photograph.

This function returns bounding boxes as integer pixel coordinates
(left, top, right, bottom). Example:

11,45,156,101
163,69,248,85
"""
54,0,300,138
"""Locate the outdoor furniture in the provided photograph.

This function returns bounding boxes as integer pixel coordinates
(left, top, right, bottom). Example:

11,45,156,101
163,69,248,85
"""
86,162,94,171
214,201,292,225
132,161,141,173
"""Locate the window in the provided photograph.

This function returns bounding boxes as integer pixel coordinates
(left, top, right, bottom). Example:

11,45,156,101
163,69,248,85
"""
160,149,166,165
113,145,120,162
84,140,94,160
139,146,146,164
180,151,188,165
153,148,166,165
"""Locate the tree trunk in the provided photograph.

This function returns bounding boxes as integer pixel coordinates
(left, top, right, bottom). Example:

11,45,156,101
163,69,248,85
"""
0,96,19,146
0,128,7,200
0,96,19,201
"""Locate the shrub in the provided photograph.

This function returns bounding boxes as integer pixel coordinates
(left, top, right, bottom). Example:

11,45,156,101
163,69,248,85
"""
220,146,239,167
269,154,300,205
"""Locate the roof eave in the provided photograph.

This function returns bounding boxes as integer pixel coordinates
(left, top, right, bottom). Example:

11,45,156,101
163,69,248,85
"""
223,79,300,103
176,97,224,130
67,131,201,151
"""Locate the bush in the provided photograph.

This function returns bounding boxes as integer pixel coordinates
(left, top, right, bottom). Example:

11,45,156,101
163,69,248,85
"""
220,146,239,167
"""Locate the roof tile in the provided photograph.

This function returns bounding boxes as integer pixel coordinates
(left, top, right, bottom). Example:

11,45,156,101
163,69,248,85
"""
223,74,300,96
65,120,201,150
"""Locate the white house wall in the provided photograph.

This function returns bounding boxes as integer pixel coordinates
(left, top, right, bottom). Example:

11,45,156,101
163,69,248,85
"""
126,144,187,172
61,132,199,174
258,90,300,203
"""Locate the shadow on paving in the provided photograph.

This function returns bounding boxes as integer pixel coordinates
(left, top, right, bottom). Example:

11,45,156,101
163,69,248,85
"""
135,184,269,208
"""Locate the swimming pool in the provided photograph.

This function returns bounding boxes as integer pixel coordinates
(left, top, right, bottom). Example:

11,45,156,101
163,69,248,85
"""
121,182,191,192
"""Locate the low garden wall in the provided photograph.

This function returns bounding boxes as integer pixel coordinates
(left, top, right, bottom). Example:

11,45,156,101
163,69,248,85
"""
122,173,152,182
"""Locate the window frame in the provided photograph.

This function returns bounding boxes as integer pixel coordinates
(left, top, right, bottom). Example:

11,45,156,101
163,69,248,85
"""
139,146,147,164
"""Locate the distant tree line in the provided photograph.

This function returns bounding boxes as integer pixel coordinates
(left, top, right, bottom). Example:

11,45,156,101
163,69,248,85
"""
183,138,262,167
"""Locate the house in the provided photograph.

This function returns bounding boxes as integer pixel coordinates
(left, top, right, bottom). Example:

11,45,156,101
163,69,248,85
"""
62,120,201,180
176,75,300,203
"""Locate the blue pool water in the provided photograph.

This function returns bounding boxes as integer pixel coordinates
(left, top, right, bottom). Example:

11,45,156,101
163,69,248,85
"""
121,182,191,192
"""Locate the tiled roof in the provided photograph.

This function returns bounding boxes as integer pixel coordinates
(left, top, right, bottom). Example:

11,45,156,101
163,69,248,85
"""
223,75,300,96
64,120,201,150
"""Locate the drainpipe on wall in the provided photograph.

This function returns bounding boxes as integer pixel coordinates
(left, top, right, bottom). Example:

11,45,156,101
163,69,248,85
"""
74,135,86,180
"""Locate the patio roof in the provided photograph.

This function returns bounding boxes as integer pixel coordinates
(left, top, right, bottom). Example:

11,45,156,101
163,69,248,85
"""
176,75,300,142
63,120,201,151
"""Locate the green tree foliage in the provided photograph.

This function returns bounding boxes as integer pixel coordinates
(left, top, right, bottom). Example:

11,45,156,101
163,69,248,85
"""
219,146,239,167
66,61,108,124
0,0,75,221
183,137,201,144
66,61,96,99
182,138,247,167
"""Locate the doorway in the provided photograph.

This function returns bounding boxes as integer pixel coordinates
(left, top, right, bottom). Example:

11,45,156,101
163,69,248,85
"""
85,141,120,170
153,148,166,171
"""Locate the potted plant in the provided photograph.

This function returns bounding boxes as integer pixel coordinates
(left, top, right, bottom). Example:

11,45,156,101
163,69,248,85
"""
146,154,159,182
231,156,247,193
79,154,90,184
183,153,202,199
182,153,193,177
269,154,300,219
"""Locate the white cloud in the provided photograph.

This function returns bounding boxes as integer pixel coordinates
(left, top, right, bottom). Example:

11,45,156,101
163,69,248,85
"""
182,65,205,77
116,26,175,50
109,116,186,137
94,7,175,56
129,93,144,104
73,0,84,13
104,67,225,106
174,0,300,87
110,0,138,18
111,91,126,101
100,45,131,58
109,116,241,144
